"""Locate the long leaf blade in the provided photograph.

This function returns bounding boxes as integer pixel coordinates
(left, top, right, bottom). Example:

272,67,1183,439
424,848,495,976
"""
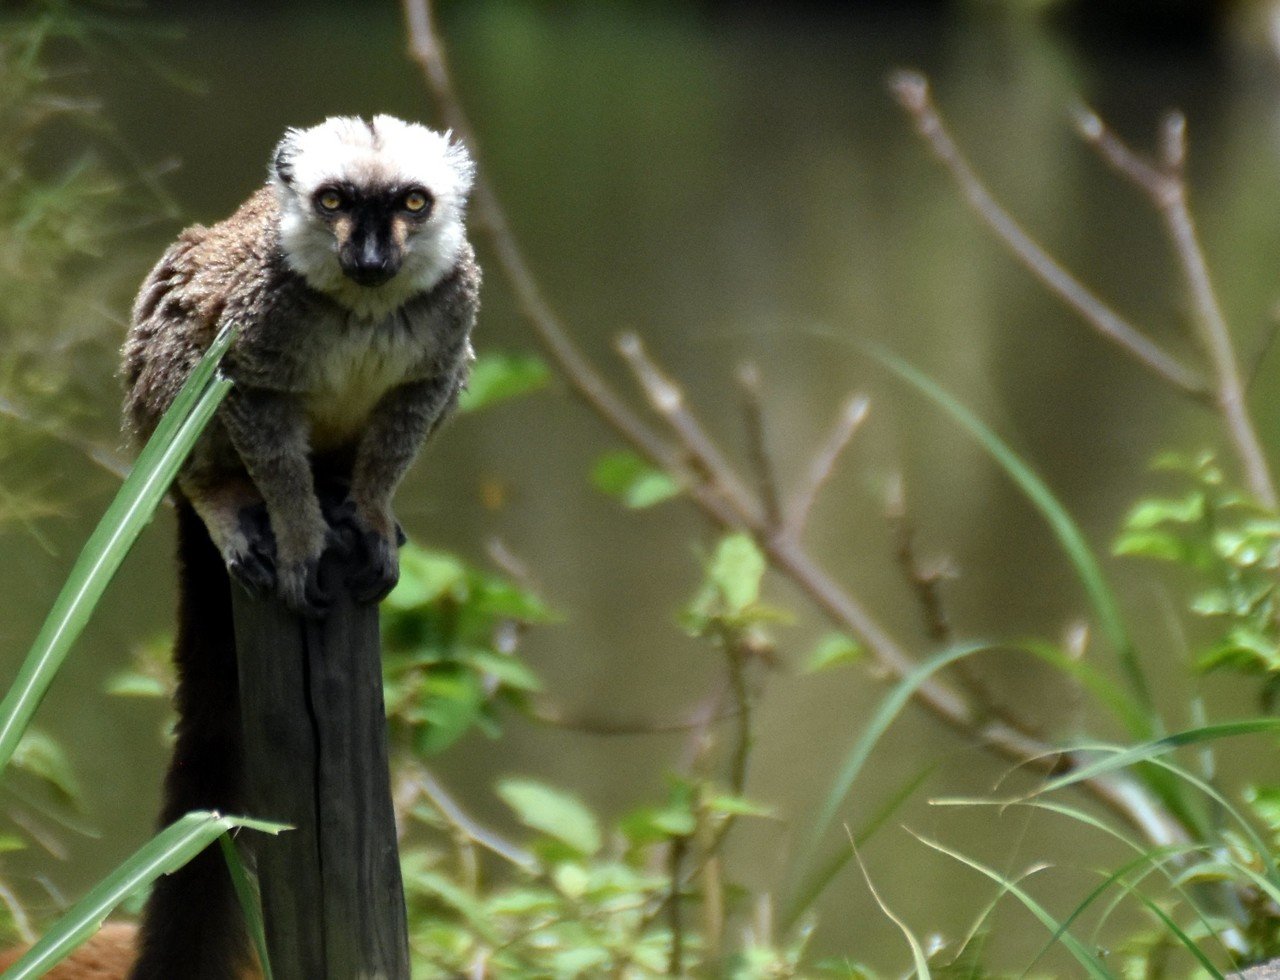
4,810,283,980
0,326,236,773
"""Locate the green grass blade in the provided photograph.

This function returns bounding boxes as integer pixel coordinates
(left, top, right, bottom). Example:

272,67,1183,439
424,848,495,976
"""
0,325,236,774
789,641,994,911
870,347,1154,730
4,810,284,980
932,797,1235,972
850,838,932,979
221,835,274,980
909,830,1113,978
1112,879,1224,978
1030,721,1280,802
782,765,934,931
1140,754,1277,884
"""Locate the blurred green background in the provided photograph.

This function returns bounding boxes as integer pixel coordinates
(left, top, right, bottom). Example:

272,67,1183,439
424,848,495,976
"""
6,0,1280,970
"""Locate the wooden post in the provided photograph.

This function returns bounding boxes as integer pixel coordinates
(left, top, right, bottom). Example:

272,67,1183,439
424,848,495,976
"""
232,553,410,980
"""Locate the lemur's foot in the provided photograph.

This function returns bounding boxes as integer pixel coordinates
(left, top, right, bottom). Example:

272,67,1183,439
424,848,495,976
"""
223,502,277,600
327,500,402,604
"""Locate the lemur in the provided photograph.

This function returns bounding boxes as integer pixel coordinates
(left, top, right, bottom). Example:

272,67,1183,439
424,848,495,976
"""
121,115,479,979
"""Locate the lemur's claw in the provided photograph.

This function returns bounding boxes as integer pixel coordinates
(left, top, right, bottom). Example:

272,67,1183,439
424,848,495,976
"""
349,530,399,604
278,557,330,619
224,503,278,599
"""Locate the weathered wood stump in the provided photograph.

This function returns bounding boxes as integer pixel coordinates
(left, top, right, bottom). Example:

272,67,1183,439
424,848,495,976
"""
232,553,409,980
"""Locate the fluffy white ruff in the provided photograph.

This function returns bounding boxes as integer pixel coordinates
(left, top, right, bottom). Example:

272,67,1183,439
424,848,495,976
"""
273,115,474,319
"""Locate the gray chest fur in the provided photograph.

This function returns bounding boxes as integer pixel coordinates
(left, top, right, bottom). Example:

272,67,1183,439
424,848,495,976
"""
302,306,445,450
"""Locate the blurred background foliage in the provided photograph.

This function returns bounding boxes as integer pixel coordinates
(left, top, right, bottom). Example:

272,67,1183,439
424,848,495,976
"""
11,0,1280,974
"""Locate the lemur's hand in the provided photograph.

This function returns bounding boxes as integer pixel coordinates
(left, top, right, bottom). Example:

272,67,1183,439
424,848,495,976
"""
222,501,277,600
275,553,332,619
221,501,337,618
327,499,402,604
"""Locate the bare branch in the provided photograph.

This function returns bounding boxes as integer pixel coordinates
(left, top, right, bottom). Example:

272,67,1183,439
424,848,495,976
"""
890,71,1209,401
529,696,740,736
1074,107,1278,508
737,364,782,530
785,393,869,541
394,762,537,873
616,333,764,528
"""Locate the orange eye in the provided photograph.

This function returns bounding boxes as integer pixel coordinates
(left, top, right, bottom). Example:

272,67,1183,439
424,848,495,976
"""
317,190,344,212
403,190,429,213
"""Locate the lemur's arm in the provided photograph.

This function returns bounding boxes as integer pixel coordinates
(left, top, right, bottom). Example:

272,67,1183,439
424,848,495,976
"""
218,384,329,615
345,369,466,601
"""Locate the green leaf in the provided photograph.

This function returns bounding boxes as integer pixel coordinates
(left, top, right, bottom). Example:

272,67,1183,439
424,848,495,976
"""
220,836,274,980
1122,493,1206,530
804,632,864,673
1112,529,1203,565
706,794,774,819
386,547,468,609
550,946,611,976
0,324,236,776
620,804,697,844
3,811,284,980
552,862,590,899
591,451,682,509
456,352,550,413
497,779,602,856
415,670,485,755
468,650,543,693
709,532,766,616
104,672,167,698
10,729,80,804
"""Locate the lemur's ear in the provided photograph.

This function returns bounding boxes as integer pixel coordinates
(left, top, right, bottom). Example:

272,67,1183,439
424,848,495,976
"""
272,130,300,187
444,134,476,199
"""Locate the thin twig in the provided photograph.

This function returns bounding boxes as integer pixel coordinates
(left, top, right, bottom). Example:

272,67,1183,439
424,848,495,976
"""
885,475,1048,738
723,631,754,797
667,834,687,976
529,697,740,736
737,363,782,530
785,393,869,541
0,878,34,945
395,762,537,873
616,333,763,528
1246,310,1280,392
889,71,1209,402
1074,107,1278,509
403,0,1190,850
884,474,952,645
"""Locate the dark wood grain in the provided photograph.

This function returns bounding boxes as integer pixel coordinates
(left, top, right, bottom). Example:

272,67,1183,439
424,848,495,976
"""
232,554,410,980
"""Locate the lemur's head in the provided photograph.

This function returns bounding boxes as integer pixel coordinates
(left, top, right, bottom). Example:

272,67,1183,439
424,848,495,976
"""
272,115,474,315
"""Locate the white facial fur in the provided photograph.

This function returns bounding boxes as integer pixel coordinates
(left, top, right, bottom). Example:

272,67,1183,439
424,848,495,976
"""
272,115,475,319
